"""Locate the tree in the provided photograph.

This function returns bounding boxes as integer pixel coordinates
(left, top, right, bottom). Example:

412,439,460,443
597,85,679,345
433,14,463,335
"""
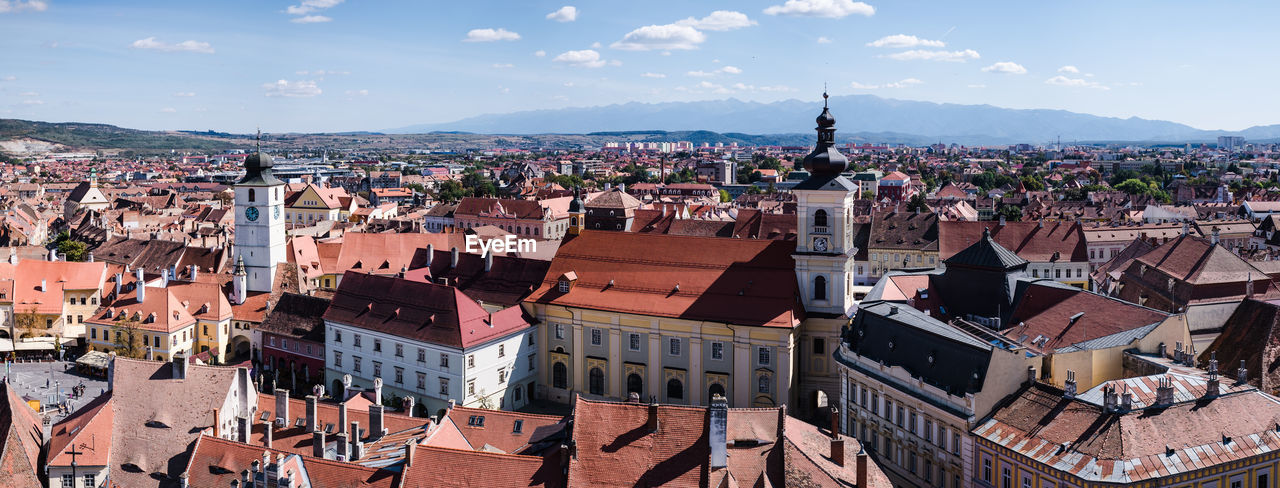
13,306,42,340
435,180,467,203
1115,178,1151,196
110,317,146,359
1019,175,1046,192
860,191,876,200
718,189,731,203
996,205,1023,222
906,193,928,212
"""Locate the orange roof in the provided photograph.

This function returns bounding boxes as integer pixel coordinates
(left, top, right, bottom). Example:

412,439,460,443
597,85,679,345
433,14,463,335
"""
48,393,113,467
8,260,107,315
401,445,563,488
440,406,565,454
88,284,197,333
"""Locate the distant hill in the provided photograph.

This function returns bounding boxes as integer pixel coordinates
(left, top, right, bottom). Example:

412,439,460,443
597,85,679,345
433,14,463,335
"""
1,119,238,153
388,94,1280,145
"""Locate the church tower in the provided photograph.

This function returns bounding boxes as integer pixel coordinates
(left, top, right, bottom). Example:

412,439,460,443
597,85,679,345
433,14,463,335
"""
567,187,585,236
233,132,286,293
793,93,859,316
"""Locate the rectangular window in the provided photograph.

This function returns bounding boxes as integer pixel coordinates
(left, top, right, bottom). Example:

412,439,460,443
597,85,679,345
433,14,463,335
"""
908,412,917,433
924,420,933,442
84,474,96,487
1001,467,1011,488
394,367,404,384
333,351,342,368
859,387,867,408
669,338,681,356
353,356,361,373
527,333,535,346
554,324,564,340
896,406,904,427
468,354,475,368
629,333,640,351
417,348,425,363
439,377,449,395
334,330,342,343
373,339,382,352
953,433,961,454
281,339,288,350
62,475,73,488
758,347,771,365
871,393,879,415
499,344,505,357
498,368,506,383
353,334,361,347
373,361,381,378
711,342,724,360
395,343,403,357
440,353,449,369
528,354,536,371
416,372,426,390
590,329,601,346
884,399,892,419
813,337,825,355
91,328,96,339
982,457,992,482
467,380,476,396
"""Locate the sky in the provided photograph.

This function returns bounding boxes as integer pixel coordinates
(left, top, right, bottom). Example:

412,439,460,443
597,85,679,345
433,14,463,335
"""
2,0,1279,133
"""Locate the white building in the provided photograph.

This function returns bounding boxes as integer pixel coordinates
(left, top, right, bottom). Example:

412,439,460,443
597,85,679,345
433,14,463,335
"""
233,142,287,293
323,271,537,416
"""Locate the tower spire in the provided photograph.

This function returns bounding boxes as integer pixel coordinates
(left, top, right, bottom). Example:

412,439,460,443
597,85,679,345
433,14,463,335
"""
256,127,262,152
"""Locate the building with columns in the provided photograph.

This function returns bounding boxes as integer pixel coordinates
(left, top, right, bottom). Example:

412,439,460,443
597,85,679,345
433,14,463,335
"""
233,138,287,293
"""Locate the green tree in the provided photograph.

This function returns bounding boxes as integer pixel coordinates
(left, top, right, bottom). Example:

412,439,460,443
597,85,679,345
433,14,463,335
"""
906,193,928,212
861,190,876,200
435,180,467,203
111,317,146,359
996,205,1023,222
1019,175,1045,192
1115,178,1150,195
718,189,731,203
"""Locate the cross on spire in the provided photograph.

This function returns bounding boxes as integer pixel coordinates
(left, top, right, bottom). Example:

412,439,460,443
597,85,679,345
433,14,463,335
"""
256,127,262,152
823,83,829,108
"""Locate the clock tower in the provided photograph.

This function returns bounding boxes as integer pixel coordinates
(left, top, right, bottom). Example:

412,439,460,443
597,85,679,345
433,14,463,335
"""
233,132,286,293
793,93,859,316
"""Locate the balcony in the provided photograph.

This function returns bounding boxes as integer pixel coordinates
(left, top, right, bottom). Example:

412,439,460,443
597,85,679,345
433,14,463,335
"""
811,226,830,235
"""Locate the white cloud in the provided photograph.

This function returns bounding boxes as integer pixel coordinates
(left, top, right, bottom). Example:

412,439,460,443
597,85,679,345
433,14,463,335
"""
1,76,14,81
345,89,369,96
763,0,874,18
1044,75,1109,90
464,28,521,42
263,79,322,97
817,36,833,44
534,50,546,57
885,49,979,62
564,82,574,87
130,37,215,54
731,83,793,92
982,61,1027,74
640,72,666,78
866,34,944,49
286,0,341,15
675,10,756,31
295,69,349,76
546,5,577,22
492,63,514,69
590,41,601,48
0,0,48,13
688,65,742,77
849,78,922,89
611,24,705,51
553,49,607,68
173,92,196,97
291,15,331,23
1057,65,1079,74
967,84,986,89
20,91,37,97
160,107,177,113
21,99,43,105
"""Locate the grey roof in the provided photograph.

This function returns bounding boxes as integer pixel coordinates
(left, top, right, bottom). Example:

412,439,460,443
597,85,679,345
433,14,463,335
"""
793,174,858,192
944,227,1028,270
858,300,993,350
1055,322,1159,353
845,300,995,396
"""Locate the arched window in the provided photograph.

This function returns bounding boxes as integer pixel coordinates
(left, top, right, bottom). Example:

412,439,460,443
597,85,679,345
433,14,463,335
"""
814,275,827,301
248,188,256,202
627,373,644,397
553,362,568,389
708,383,726,401
813,209,828,230
667,378,684,400
589,368,605,395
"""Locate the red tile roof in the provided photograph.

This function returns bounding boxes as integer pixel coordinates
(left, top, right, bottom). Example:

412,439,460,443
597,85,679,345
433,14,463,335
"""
440,406,565,454
401,444,564,488
567,398,710,487
939,221,1086,262
185,435,401,488
0,383,42,487
526,232,803,328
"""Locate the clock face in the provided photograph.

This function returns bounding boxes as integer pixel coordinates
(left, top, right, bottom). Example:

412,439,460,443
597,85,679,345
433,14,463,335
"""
245,206,259,222
813,236,829,252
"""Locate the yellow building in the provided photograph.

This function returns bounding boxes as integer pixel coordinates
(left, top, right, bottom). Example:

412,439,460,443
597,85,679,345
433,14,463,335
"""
85,270,196,361
523,228,802,409
866,209,940,281
284,183,349,226
168,280,234,359
0,259,107,350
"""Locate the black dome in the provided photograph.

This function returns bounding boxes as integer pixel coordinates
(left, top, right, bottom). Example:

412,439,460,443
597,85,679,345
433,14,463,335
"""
245,151,273,172
816,107,836,128
801,93,847,176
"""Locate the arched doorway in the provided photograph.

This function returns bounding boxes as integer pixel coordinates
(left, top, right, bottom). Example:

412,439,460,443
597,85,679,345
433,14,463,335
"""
708,383,726,401
229,336,251,362
627,374,643,397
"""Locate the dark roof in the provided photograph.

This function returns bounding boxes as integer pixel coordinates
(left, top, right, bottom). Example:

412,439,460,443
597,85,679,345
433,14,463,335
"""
258,292,331,342
842,300,993,396
406,248,552,307
869,210,939,251
1201,298,1280,391
792,174,858,192
943,227,1029,270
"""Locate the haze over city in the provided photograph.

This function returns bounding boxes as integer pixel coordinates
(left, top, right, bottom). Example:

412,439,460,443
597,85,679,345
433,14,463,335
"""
4,0,1280,133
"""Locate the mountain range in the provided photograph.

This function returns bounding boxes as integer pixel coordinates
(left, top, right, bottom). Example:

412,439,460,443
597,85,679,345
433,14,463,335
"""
389,94,1280,146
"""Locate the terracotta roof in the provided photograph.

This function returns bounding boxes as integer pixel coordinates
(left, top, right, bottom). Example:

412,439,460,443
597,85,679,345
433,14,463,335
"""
250,392,431,467
1201,298,1280,392
939,221,1086,262
401,444,564,488
405,248,552,308
90,282,198,334
440,406,565,455
1134,235,1273,285
0,383,42,487
567,398,709,486
869,210,939,251
48,392,114,468
1006,281,1171,353
334,233,462,277
324,272,534,349
257,293,330,342
185,435,401,488
526,232,803,328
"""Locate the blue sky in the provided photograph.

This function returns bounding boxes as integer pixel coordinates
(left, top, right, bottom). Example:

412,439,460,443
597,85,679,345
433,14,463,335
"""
2,0,1278,133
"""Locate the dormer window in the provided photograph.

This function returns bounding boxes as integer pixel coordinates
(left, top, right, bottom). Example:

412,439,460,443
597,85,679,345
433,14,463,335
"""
557,271,578,293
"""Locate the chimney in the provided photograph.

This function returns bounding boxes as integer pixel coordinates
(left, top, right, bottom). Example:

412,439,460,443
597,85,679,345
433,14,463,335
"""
237,415,250,443
264,421,273,448
159,267,169,288
647,402,660,433
1120,386,1133,412
114,273,122,297
370,404,386,440
1063,370,1077,400
628,392,640,403
275,389,290,428
338,402,348,435
178,473,188,488
1102,384,1117,412
998,214,1006,226
1239,360,1249,385
829,405,841,438
1212,227,1220,246
450,247,459,268
1158,342,1167,358
136,267,146,303
145,347,154,361
351,421,364,459
305,395,318,432
402,396,415,416
403,439,417,468
312,429,326,459
425,244,434,266
1174,341,1184,363
709,395,728,469
1026,365,1037,386
1206,353,1220,398
856,452,868,488
212,407,220,437
39,279,46,292
830,438,846,467
107,351,117,390
188,264,198,282
484,252,493,272
171,352,186,380
335,432,349,460
1155,376,1174,406
48,247,56,261
373,377,383,403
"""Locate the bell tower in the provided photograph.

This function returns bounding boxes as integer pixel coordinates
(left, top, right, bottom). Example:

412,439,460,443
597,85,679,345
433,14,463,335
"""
233,131,286,293
567,187,585,236
793,93,859,316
